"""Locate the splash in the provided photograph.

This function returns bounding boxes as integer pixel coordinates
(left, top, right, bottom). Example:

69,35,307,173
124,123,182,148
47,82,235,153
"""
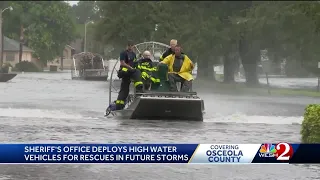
0,108,83,119
0,176,12,180
204,112,303,125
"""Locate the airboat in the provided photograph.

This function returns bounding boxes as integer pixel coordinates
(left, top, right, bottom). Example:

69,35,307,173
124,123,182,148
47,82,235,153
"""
71,52,108,81
0,65,17,82
0,73,17,82
105,41,205,121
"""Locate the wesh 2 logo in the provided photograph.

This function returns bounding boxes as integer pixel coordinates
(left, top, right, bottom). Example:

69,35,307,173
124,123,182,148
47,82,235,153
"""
259,143,294,160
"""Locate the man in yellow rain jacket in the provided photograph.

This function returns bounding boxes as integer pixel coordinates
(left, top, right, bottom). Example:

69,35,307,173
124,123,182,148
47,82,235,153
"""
160,45,194,92
159,39,177,61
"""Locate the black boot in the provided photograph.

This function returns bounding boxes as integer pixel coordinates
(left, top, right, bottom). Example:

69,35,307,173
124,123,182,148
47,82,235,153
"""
135,85,144,93
115,104,125,110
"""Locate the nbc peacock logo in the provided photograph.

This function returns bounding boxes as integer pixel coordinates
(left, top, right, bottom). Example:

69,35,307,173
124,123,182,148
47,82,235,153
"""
258,144,277,158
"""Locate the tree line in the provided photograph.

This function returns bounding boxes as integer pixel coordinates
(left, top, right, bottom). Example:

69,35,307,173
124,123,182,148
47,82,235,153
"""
89,1,320,85
2,1,320,85
0,1,76,66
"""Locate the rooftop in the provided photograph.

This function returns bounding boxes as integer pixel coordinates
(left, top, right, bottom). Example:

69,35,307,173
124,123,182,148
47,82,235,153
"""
3,36,34,52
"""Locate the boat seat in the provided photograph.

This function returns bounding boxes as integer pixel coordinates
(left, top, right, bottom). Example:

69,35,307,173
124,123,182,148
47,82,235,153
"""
151,63,193,92
152,61,159,67
152,63,170,91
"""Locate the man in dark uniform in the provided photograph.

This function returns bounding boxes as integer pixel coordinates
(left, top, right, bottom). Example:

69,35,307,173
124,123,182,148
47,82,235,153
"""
159,39,177,61
115,41,144,110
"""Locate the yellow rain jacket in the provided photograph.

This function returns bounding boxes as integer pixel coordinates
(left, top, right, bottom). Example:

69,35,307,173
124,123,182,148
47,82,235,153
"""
162,54,194,81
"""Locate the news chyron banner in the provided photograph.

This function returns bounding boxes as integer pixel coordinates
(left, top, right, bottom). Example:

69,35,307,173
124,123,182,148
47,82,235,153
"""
0,143,318,164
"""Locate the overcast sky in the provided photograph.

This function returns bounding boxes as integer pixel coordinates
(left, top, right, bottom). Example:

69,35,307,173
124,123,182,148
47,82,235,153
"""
66,1,79,6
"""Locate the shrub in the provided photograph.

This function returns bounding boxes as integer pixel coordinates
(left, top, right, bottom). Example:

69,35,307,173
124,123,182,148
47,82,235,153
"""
13,61,41,72
301,104,320,143
1,62,13,73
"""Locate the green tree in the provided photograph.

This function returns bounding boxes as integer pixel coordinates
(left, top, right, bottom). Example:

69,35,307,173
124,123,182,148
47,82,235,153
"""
3,1,76,64
71,1,99,24
94,1,162,58
94,1,320,84
69,1,106,55
246,1,320,77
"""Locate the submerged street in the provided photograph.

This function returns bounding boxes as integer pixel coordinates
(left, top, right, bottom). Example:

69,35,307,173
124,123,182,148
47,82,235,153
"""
0,72,319,180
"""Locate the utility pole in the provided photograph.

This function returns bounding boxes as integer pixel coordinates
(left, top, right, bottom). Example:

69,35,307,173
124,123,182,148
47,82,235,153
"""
0,6,13,68
84,22,87,52
84,21,93,53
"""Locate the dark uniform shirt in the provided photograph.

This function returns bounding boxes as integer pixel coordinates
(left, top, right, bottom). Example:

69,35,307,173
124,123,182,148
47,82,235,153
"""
173,55,184,72
120,50,136,67
160,48,174,61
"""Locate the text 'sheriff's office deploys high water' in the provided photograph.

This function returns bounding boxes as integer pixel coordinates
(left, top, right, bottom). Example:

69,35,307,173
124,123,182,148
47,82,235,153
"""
0,143,318,164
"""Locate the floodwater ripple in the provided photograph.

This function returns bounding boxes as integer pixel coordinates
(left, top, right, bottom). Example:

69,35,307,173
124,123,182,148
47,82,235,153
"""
0,72,319,180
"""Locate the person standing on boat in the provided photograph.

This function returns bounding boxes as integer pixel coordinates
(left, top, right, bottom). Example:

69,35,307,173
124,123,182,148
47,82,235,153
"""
115,40,144,110
134,50,160,90
160,45,194,92
159,39,177,61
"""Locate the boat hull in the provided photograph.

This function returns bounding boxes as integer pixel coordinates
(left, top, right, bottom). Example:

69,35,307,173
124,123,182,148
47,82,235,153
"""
0,73,17,82
112,92,204,121
72,75,108,81
83,75,108,81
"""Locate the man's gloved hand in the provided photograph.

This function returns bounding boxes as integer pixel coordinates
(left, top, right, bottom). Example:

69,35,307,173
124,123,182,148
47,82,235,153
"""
141,71,150,80
190,63,195,70
128,68,136,73
117,71,124,78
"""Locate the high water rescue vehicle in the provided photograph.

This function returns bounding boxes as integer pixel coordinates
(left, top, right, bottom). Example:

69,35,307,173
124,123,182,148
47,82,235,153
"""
105,41,205,121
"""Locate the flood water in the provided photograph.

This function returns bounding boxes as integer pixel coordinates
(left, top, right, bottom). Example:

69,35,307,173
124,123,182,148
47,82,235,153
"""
0,72,319,180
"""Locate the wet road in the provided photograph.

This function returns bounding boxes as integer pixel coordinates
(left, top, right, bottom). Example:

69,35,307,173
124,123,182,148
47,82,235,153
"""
0,72,319,180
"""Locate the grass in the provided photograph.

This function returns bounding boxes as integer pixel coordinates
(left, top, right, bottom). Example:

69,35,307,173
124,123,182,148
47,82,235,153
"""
271,88,320,97
194,79,320,97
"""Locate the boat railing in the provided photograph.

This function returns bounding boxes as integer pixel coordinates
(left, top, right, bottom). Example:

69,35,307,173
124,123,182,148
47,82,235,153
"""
71,66,80,78
136,91,197,96
108,57,120,104
108,41,170,105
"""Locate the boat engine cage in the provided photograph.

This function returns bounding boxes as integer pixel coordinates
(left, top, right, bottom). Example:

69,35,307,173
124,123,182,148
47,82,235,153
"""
71,52,107,80
108,41,170,105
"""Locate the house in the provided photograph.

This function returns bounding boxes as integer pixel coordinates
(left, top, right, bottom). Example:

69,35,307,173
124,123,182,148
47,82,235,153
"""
47,45,75,70
2,36,76,70
3,36,34,66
